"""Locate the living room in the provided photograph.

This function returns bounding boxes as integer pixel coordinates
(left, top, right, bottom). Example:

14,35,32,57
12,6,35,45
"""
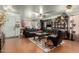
0,5,79,53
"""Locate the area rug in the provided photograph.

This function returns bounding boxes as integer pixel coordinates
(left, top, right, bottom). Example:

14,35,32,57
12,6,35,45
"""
29,37,64,53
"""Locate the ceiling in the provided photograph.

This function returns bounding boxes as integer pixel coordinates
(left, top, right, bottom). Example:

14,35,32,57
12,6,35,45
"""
0,5,79,19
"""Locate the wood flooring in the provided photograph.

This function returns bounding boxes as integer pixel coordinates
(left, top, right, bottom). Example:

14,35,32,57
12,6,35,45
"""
1,37,79,53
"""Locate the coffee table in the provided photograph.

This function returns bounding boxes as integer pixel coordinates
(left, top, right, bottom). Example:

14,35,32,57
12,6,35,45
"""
35,32,49,41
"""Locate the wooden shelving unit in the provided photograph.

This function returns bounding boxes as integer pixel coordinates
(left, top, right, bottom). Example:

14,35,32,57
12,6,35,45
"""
40,13,69,39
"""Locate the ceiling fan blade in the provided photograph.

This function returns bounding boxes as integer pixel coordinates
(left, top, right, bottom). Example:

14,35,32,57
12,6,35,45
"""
69,11,79,16
44,10,54,14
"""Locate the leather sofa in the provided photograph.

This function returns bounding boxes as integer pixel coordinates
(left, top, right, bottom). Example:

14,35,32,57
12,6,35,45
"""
23,28,37,38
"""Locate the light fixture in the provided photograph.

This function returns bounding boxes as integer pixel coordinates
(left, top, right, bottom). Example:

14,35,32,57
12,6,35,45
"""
66,5,72,9
65,5,72,13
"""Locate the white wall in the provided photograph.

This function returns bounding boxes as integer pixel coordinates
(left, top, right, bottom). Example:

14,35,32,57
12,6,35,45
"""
69,15,79,41
22,20,41,29
2,13,21,38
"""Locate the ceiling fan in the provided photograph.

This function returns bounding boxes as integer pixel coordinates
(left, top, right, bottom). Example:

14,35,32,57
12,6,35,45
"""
33,6,55,19
33,5,72,19
33,5,79,19
65,5,79,16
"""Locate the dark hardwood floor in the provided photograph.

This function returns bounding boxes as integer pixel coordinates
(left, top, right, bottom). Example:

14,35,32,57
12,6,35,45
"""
1,37,79,53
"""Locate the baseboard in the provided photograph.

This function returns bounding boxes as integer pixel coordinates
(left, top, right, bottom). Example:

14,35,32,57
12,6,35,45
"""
5,36,19,39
